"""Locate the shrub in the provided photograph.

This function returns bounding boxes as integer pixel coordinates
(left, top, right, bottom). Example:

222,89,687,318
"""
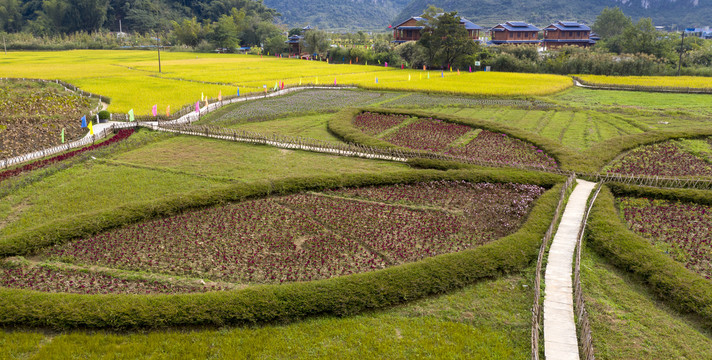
98,110,110,120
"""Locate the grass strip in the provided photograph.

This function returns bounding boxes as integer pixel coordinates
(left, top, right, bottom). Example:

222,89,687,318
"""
586,185,712,330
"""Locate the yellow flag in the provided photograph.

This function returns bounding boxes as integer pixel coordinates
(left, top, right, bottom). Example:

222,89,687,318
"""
299,78,302,85
88,120,94,135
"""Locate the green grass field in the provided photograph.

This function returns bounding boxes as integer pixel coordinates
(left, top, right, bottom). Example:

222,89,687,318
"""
582,247,712,359
0,274,532,359
4,50,712,358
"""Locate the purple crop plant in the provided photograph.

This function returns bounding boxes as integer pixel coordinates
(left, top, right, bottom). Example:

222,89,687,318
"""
0,264,221,294
353,112,408,136
386,118,470,152
39,181,545,290
446,130,557,169
618,196,712,280
607,142,712,177
353,114,557,168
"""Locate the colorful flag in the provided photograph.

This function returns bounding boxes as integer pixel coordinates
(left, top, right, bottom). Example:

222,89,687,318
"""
88,119,94,135
218,90,222,101
299,78,302,85
385,62,388,67
81,115,87,128
349,59,352,65
237,87,240,97
315,76,318,85
423,65,426,71
274,81,279,91
281,81,284,90
201,92,204,101
408,74,411,81
469,66,472,72
61,128,65,143
152,104,157,117
457,69,460,75
356,57,358,63
128,109,134,122
195,101,200,113
375,77,378,84
166,105,170,117
263,84,267,93
401,64,404,69
441,71,444,78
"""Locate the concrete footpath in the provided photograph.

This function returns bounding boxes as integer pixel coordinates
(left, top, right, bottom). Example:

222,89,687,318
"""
543,179,597,360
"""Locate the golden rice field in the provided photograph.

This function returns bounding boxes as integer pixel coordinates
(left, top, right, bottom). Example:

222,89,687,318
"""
0,50,572,115
577,74,712,89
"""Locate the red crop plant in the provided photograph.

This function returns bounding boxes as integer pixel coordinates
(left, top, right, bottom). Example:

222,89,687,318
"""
619,196,712,280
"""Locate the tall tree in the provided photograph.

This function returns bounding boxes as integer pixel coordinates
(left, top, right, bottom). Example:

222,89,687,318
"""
0,0,22,32
592,7,632,39
301,29,329,57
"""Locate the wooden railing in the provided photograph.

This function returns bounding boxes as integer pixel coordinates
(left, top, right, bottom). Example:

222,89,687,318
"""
572,183,602,360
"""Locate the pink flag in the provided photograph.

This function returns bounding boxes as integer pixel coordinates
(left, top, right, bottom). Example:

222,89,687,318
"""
385,62,388,67
195,101,200,113
152,104,157,117
334,78,337,85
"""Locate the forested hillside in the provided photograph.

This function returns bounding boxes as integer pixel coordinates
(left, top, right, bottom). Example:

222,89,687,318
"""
0,0,278,34
263,0,411,30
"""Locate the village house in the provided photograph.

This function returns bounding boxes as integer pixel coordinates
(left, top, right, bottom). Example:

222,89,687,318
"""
542,21,596,50
286,25,313,57
391,14,483,44
489,21,540,45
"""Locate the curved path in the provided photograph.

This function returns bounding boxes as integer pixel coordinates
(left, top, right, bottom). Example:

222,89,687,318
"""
544,179,597,359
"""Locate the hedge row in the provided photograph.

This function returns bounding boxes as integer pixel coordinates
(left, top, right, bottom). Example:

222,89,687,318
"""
329,107,712,174
0,168,563,258
607,182,712,206
586,186,712,330
0,170,564,329
584,128,712,173
327,107,587,172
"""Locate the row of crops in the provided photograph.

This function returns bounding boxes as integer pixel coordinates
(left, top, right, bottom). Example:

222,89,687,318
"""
0,80,92,158
2,181,545,293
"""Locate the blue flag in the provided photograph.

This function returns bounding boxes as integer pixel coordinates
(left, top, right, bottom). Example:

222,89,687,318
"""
81,115,87,128
237,87,240,97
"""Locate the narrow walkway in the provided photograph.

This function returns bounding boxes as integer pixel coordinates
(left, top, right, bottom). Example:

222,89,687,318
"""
544,179,596,360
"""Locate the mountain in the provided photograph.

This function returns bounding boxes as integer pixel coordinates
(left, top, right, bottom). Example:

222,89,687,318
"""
263,0,412,31
394,0,712,29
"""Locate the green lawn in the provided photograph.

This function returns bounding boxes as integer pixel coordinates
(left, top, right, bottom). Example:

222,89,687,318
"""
227,113,344,143
0,274,532,359
0,162,233,238
428,107,645,150
110,135,408,182
582,247,712,359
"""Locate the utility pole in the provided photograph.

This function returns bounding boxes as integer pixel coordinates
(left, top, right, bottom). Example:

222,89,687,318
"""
156,36,162,73
678,30,685,76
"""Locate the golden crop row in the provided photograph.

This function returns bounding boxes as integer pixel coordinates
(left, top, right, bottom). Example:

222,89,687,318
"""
0,50,572,115
577,75,712,89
